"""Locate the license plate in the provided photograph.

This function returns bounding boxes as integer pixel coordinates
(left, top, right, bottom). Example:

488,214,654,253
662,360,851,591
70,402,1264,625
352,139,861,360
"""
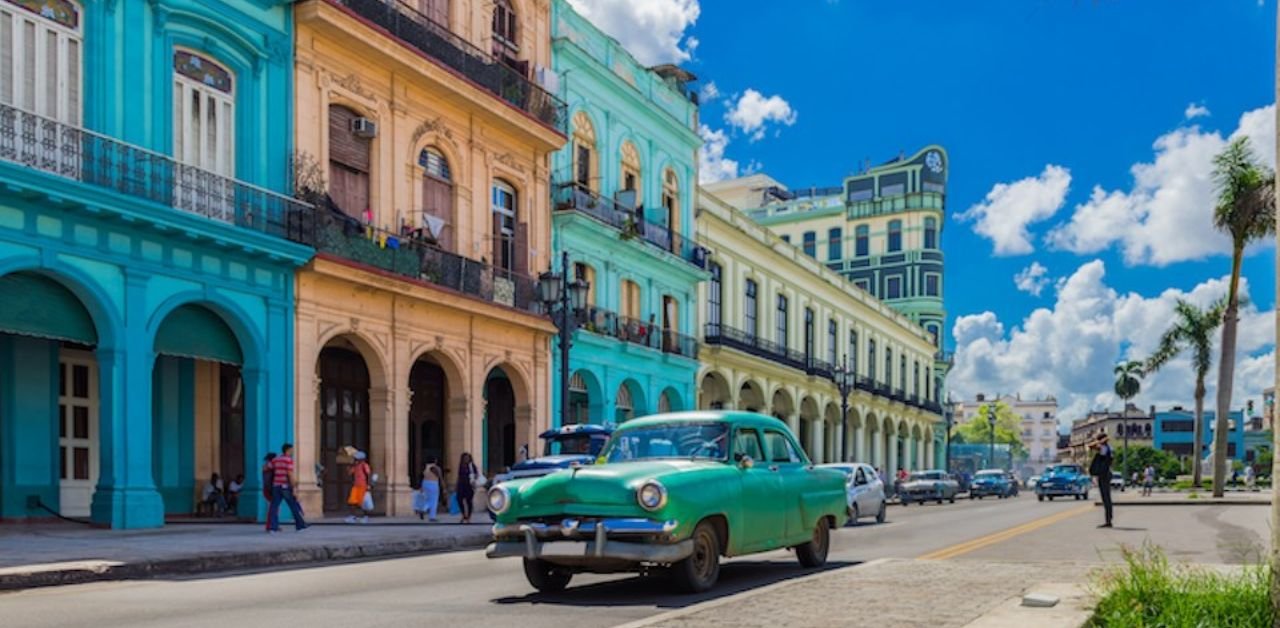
540,542,587,557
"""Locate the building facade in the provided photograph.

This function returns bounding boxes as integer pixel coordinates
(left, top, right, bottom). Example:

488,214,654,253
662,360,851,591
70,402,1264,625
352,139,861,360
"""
1152,408,1246,464
291,0,566,516
547,0,705,425
1066,404,1152,464
0,0,310,527
707,146,951,396
953,393,1059,476
695,189,944,470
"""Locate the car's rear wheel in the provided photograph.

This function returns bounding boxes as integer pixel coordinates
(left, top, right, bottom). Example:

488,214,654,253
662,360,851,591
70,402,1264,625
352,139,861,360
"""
1048,496,1054,501
949,495,956,504
671,521,721,593
876,501,886,523
1084,490,1090,500
795,518,830,568
1037,494,1044,502
523,558,572,593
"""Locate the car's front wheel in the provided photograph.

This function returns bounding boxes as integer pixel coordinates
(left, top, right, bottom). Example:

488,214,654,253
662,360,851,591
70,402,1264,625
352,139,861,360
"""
876,501,887,523
1037,494,1044,502
522,558,572,593
671,521,721,593
848,504,860,526
795,518,830,568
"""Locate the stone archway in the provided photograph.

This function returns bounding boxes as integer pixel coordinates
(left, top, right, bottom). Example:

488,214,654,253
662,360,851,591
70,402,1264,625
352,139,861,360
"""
823,402,840,463
698,371,731,410
738,379,765,413
798,396,819,461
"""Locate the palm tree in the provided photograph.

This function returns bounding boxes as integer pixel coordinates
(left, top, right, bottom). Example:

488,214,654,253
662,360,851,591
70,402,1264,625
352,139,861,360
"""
1113,361,1143,483
1144,299,1226,487
1210,137,1276,497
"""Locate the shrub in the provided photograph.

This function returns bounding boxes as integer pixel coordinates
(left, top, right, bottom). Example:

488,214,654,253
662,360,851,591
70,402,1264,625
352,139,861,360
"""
1090,545,1272,627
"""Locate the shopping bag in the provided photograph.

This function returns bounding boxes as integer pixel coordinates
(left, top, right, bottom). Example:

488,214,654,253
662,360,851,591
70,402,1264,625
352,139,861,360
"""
361,490,374,512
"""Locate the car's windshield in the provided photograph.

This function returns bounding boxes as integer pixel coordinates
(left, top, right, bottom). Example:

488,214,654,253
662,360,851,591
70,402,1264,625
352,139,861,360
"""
909,471,943,481
543,434,606,457
602,422,730,462
1048,465,1081,476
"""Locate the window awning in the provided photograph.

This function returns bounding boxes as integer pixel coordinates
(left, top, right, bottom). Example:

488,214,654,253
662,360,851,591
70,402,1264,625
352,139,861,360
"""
154,304,243,365
0,272,97,345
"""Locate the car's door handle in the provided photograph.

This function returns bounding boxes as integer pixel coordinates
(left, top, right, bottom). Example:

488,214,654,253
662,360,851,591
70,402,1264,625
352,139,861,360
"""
768,465,779,472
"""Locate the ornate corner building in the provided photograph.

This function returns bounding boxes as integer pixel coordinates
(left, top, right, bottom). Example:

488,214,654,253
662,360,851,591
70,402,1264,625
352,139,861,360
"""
547,0,706,426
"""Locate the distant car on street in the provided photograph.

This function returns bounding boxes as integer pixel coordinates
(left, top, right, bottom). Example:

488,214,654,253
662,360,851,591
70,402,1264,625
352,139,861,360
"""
969,469,1015,499
1026,475,1041,490
492,424,613,484
899,470,960,505
1035,463,1091,501
1110,475,1125,492
819,463,887,524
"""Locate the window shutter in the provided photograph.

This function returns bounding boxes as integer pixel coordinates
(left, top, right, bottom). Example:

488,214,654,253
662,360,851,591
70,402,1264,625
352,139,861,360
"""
328,105,371,172
492,210,503,267
0,13,12,105
514,221,529,275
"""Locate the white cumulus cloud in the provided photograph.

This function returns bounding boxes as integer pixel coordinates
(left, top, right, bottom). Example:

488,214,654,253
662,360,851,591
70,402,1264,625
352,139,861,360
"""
566,0,701,66
949,260,1275,427
698,81,720,103
958,165,1072,256
1184,103,1211,119
725,89,798,142
698,124,740,183
1045,104,1275,266
1014,262,1051,296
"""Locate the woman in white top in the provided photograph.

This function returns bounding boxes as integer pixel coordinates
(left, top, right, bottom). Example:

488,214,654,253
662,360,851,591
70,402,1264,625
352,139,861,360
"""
419,458,444,522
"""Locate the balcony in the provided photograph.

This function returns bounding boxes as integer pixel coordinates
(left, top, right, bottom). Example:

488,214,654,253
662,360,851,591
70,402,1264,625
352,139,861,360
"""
0,104,313,243
847,191,944,219
581,307,698,359
703,323,807,372
934,350,955,366
806,357,835,380
554,183,705,268
312,204,538,313
332,0,566,132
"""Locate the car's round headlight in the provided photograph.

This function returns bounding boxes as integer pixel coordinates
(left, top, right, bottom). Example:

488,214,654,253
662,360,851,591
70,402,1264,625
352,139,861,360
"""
487,485,510,514
636,480,667,511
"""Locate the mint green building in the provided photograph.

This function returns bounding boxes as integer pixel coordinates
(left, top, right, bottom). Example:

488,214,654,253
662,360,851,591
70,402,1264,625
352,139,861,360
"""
549,0,706,425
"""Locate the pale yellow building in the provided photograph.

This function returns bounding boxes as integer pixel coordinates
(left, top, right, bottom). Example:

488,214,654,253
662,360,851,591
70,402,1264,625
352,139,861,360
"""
695,189,945,472
292,0,565,516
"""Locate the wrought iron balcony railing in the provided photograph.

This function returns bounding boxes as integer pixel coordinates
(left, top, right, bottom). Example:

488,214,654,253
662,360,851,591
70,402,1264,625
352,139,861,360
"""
0,104,313,243
554,182,706,268
313,204,537,312
806,357,835,380
334,0,566,132
580,307,697,359
703,323,808,372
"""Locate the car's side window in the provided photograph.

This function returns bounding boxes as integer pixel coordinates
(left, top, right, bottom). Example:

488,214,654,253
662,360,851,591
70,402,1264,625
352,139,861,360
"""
734,428,764,462
764,430,800,463
854,468,866,485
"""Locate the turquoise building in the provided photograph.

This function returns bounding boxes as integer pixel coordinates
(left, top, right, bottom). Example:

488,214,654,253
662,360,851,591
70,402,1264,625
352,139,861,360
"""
0,0,310,528
549,0,706,425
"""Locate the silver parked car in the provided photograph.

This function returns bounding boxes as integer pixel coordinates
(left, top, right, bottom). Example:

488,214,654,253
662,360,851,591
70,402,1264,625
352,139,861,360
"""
899,469,961,505
819,463,887,524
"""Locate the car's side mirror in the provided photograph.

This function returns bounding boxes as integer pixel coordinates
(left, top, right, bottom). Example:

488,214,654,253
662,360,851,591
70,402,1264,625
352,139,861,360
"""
737,455,754,470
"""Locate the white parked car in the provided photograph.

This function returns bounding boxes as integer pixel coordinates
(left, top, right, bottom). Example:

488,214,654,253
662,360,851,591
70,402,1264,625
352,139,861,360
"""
818,463,887,524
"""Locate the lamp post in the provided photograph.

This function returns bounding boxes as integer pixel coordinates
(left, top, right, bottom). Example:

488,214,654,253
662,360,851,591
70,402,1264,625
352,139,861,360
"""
987,405,996,470
832,356,855,462
538,251,590,425
944,394,954,473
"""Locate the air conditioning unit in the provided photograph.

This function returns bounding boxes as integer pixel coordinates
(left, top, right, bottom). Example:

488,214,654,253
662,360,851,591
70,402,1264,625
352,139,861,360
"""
351,117,378,139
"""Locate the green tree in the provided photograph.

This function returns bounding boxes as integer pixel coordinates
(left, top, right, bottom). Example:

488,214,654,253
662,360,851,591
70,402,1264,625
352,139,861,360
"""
1114,446,1180,481
1144,299,1225,487
951,401,1026,464
1113,361,1144,481
1210,136,1276,498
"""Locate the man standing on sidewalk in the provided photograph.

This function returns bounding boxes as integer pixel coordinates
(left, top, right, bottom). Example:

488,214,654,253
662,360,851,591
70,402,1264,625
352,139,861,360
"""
1089,430,1114,528
267,443,308,533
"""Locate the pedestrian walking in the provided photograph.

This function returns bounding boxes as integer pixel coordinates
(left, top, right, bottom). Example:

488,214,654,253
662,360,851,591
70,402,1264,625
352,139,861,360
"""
1245,464,1257,491
266,443,308,533
1088,430,1114,528
1142,464,1155,497
456,452,481,524
418,458,444,522
261,452,276,532
346,450,373,524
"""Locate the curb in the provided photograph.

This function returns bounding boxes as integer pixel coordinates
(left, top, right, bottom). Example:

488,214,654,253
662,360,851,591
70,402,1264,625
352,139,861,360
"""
610,558,893,628
1098,499,1269,507
0,531,492,592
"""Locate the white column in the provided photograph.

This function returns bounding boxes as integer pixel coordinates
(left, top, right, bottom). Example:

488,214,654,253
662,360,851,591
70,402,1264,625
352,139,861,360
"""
813,420,826,464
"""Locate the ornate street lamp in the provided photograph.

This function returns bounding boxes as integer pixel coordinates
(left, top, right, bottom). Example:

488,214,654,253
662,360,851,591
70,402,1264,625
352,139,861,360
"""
538,251,590,425
831,356,855,462
944,394,955,473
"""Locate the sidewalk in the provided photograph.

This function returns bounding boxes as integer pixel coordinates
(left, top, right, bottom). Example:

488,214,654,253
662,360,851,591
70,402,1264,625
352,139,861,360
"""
1106,489,1271,506
0,513,492,591
621,559,1097,628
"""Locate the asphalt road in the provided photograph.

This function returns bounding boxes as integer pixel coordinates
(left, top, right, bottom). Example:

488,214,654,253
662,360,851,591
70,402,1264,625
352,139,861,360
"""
0,494,1264,628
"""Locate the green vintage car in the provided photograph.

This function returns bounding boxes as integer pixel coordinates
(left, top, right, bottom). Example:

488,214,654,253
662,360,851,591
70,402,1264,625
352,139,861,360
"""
485,411,848,593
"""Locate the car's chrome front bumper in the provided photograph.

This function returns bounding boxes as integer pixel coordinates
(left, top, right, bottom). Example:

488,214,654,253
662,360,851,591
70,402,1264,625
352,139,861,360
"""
486,518,691,564
1036,485,1083,495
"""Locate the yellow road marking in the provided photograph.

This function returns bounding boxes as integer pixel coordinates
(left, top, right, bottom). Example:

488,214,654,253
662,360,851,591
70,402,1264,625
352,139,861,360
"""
918,504,1093,560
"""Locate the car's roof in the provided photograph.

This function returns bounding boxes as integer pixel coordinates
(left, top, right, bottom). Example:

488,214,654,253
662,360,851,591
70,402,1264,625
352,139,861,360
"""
539,424,613,438
615,411,791,431
976,469,1004,474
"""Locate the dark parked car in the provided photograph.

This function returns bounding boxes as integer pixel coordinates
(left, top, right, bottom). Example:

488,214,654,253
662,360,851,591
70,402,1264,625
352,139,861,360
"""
969,469,1015,499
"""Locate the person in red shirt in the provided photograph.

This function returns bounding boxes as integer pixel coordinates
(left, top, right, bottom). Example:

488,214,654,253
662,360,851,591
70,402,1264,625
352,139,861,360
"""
266,443,308,532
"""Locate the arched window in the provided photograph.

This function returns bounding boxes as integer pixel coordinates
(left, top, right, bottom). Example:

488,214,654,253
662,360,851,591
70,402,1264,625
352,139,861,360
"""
2,0,82,124
419,147,453,250
571,111,597,191
887,219,902,252
662,295,679,353
924,216,938,249
573,262,595,307
663,168,680,236
174,49,236,220
328,104,372,218
855,225,869,257
620,279,640,319
619,140,641,208
615,383,634,422
492,0,518,64
658,390,672,414
491,179,522,272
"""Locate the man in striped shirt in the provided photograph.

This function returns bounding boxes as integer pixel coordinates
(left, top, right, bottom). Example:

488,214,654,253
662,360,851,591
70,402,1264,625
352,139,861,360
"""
267,442,308,532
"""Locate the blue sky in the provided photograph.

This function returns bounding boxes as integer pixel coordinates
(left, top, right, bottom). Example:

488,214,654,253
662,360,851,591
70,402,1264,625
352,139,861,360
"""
570,0,1277,421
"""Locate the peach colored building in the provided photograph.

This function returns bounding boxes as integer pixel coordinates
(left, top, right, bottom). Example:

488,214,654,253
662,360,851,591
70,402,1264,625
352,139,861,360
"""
292,0,565,516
